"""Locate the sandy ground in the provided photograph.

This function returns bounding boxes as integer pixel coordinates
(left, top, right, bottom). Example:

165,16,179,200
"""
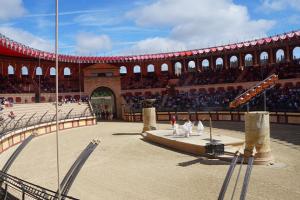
0,121,299,200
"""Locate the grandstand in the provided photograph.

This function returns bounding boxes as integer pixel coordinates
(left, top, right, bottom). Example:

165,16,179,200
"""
0,29,300,199
0,31,299,117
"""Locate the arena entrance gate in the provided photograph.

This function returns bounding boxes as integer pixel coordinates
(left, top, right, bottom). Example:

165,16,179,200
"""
90,87,116,120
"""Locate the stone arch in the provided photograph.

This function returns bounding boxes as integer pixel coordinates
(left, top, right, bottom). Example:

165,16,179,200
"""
276,49,285,63
174,62,182,76
50,67,56,76
64,67,71,76
133,65,141,73
21,66,29,75
161,63,168,72
202,59,209,70
90,86,117,120
293,46,300,60
230,55,238,68
245,54,253,67
36,67,43,76
120,66,127,74
260,51,269,64
147,64,155,73
188,60,196,72
8,65,14,75
215,57,223,69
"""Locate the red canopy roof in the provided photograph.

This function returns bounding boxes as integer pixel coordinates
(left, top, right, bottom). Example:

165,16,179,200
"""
0,30,299,63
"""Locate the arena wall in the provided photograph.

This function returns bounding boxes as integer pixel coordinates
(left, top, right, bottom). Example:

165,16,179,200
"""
0,116,96,154
123,111,300,125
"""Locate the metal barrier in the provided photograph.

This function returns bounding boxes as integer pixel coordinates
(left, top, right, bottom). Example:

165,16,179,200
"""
0,109,93,138
218,154,254,200
0,171,78,200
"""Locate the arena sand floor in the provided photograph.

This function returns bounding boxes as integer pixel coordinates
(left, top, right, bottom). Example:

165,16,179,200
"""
0,121,299,200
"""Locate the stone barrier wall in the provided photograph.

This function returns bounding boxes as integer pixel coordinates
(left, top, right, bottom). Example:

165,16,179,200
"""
0,117,96,153
123,111,300,125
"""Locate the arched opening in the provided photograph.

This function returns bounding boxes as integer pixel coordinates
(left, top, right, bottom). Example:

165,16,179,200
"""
133,65,141,74
174,62,182,76
120,66,127,75
50,67,56,76
188,61,196,72
260,51,268,64
202,59,209,71
91,87,116,120
64,67,71,76
293,47,300,60
215,58,223,69
147,64,155,73
245,54,253,67
8,65,14,75
161,63,168,72
276,49,285,63
230,56,238,68
21,66,29,76
36,67,43,76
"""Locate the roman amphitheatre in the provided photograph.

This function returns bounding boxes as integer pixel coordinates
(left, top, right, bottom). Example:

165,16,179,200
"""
0,4,300,199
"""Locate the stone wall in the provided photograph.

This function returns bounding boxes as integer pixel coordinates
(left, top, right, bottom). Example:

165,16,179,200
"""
0,117,96,154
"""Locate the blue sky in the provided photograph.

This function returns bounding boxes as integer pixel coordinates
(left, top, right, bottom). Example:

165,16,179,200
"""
0,0,299,56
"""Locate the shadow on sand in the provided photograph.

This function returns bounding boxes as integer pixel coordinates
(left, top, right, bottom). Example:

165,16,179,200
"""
141,138,231,166
113,133,141,136
178,157,230,167
204,121,300,146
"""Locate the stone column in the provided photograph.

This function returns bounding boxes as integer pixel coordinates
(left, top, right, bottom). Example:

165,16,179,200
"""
142,99,157,132
244,111,273,164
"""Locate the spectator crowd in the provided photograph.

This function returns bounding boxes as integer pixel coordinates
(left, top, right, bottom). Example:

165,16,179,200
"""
123,85,300,113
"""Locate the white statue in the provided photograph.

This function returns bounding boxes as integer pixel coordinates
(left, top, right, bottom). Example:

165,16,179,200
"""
182,120,193,137
197,120,204,135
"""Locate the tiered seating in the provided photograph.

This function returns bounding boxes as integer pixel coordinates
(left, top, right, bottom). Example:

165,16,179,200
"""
121,62,300,90
123,84,300,113
1,102,91,120
121,73,170,90
0,102,93,134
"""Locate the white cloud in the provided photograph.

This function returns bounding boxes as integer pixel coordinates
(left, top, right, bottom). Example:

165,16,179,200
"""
0,0,26,21
74,13,117,26
260,0,300,11
126,0,275,53
0,26,53,52
75,32,112,55
129,37,186,54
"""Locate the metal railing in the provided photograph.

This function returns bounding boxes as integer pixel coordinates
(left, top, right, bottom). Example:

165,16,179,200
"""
0,170,78,200
0,108,93,138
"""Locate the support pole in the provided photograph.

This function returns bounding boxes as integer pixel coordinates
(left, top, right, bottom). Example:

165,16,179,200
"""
55,0,61,199
263,91,267,111
209,117,212,143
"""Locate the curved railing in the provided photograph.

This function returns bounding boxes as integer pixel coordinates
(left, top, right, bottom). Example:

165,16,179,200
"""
0,109,92,138
0,170,78,200
0,106,96,199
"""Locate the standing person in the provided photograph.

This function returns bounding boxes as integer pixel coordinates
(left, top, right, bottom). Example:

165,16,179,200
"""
109,111,113,120
101,110,106,120
105,110,110,120
170,115,176,129
182,118,193,137
197,120,205,136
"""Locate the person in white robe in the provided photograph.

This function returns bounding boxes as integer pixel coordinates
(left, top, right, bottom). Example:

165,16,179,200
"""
182,119,193,137
197,120,204,135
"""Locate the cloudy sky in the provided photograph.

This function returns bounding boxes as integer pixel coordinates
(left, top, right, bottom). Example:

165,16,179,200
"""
0,0,299,55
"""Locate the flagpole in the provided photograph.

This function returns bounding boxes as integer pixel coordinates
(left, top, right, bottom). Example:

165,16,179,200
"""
55,0,61,199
